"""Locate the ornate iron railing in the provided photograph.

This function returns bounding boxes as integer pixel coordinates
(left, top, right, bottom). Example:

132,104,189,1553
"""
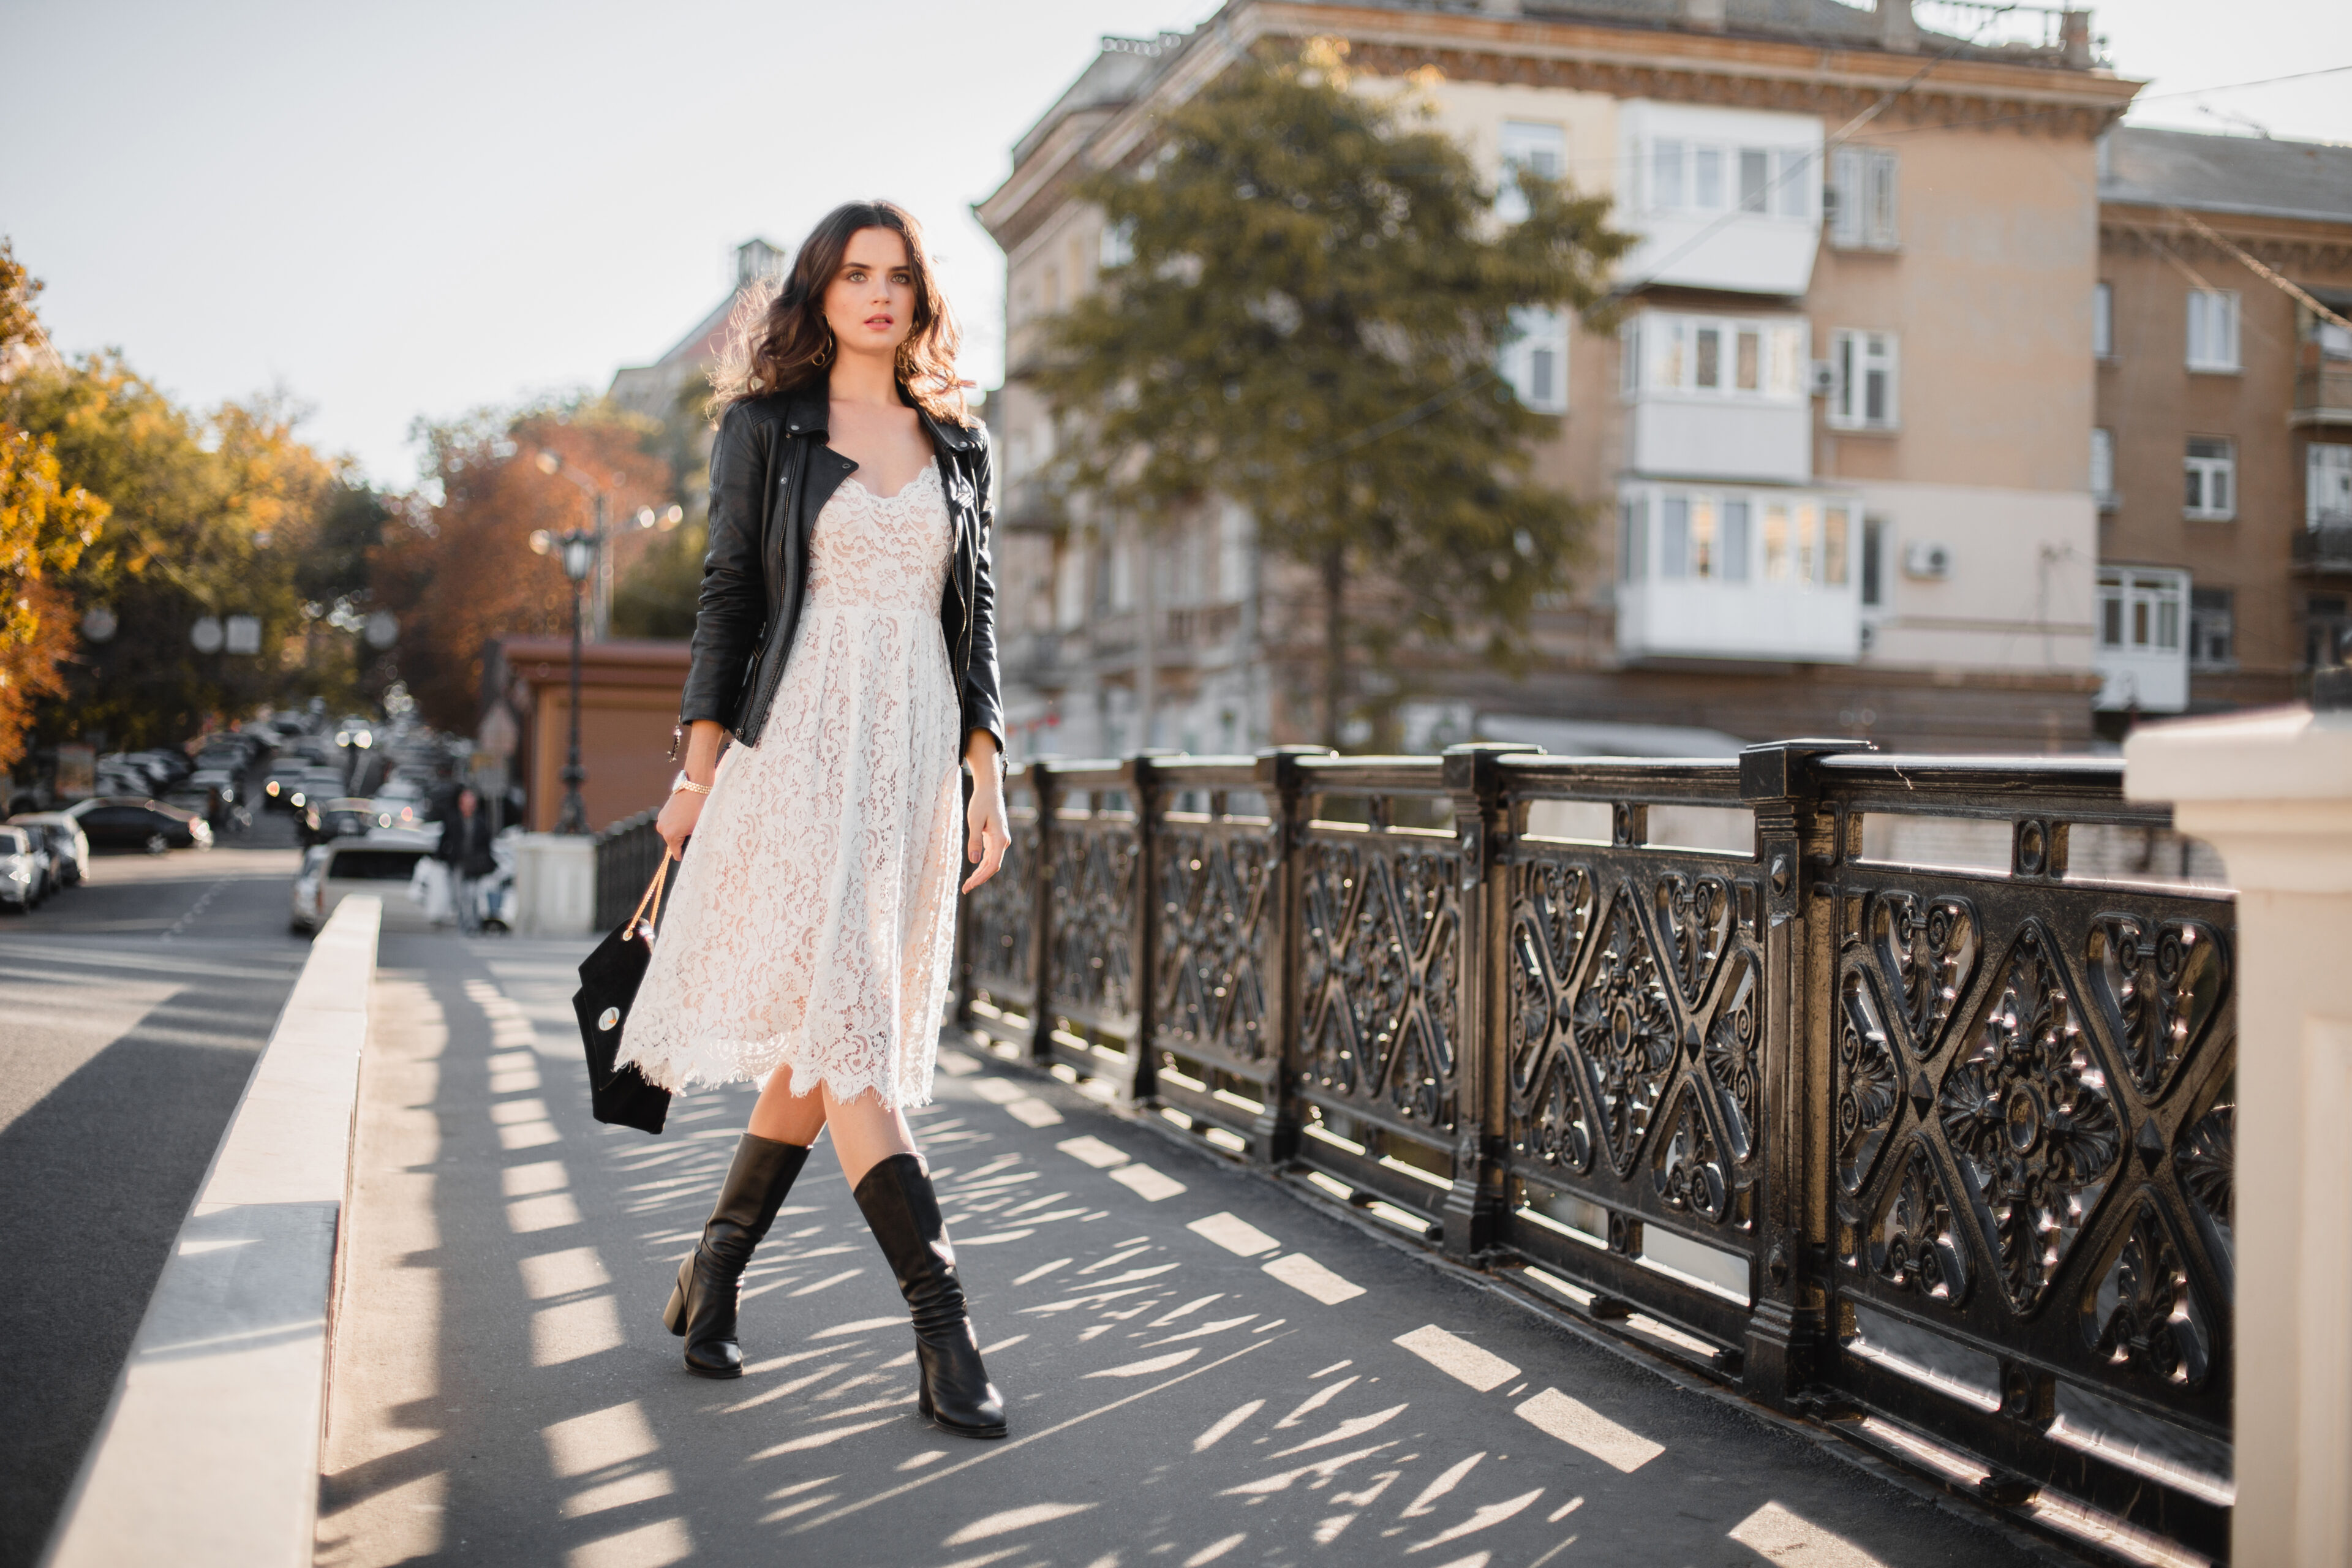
591,807,664,932
954,742,2236,1558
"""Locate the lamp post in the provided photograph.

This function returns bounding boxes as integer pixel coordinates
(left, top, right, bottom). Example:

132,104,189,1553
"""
555,527,598,834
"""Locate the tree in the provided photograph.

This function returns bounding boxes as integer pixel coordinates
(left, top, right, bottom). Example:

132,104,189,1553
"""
0,243,107,769
373,399,668,733
1034,40,1631,746
6,355,334,748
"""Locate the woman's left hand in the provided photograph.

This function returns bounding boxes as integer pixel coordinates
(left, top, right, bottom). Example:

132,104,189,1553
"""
962,740,1011,894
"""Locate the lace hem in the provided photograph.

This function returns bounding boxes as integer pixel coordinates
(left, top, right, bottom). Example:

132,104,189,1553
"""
635,1030,937,1109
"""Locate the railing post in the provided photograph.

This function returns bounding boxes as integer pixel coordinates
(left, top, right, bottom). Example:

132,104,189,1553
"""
1121,753,1164,1109
1026,762,1062,1067
1254,746,1330,1168
1737,738,1863,1412
1441,742,1540,1262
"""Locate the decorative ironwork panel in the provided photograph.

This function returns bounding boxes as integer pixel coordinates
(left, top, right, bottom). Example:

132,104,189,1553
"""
1047,815,1139,1029
1153,821,1276,1071
1501,848,1765,1242
1830,870,2236,1438
962,803,1038,1006
1296,832,1462,1136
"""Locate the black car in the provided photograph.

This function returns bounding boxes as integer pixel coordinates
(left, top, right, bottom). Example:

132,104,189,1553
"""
67,797,215,853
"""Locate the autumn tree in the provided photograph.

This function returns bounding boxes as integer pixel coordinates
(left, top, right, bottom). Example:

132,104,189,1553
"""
373,399,668,733
1034,41,1631,746
0,243,108,769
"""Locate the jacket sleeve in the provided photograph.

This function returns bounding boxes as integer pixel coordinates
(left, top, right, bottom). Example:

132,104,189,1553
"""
962,431,1008,760
678,403,769,730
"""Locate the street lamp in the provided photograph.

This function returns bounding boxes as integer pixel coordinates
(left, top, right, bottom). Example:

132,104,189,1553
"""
552,526,598,834
536,449,616,639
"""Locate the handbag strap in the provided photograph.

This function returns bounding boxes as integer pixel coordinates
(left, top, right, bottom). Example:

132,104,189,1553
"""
628,854,676,935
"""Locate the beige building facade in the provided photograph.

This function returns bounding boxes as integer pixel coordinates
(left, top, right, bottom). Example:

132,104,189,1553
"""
979,0,2146,758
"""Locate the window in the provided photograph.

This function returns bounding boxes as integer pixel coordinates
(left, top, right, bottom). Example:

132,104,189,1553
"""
1625,488,1859,587
1643,137,1813,220
1860,517,1887,608
2090,428,2117,509
2323,320,2352,361
2093,282,2114,359
1828,147,1899,249
1502,307,1569,414
2307,595,2350,669
2186,290,2240,372
1497,121,1566,223
2188,587,2235,670
1627,312,1806,401
2097,571,2184,652
1828,329,1899,430
1660,495,1691,578
2310,443,2352,527
1099,219,1134,270
1721,500,1751,581
2184,437,2235,521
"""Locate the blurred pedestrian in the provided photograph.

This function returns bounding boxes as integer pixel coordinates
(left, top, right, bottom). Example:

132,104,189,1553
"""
436,787,496,933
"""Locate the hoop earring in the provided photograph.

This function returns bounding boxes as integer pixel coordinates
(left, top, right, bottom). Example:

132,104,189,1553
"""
812,329,834,368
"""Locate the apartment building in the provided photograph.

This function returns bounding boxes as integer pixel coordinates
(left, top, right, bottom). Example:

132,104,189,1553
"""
978,0,2144,758
2090,127,2352,730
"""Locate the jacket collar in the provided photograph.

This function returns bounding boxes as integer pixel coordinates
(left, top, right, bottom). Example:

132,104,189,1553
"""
777,382,976,454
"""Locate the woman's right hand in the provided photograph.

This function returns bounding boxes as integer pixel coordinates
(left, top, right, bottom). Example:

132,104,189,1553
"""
655,786,704,859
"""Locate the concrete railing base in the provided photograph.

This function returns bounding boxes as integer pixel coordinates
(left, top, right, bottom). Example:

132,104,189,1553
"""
514,832,596,937
40,895,382,1568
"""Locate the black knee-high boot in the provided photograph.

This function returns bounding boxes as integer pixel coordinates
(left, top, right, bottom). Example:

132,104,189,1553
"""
663,1133,810,1378
853,1153,1008,1438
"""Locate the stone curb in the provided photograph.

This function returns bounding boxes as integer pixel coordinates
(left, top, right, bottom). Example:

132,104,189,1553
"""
39,895,383,1568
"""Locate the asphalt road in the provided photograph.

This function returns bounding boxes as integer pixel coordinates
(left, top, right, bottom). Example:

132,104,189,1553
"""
0,814,312,1568
317,935,2060,1568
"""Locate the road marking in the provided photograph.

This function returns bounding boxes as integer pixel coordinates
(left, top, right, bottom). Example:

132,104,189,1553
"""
1263,1253,1365,1304
1188,1212,1281,1256
968,1078,1027,1104
937,1050,981,1076
1005,1098,1065,1127
1057,1135,1129,1168
1727,1502,1888,1567
1394,1324,1520,1392
1513,1388,1665,1472
519,1247,609,1300
1085,1348,1202,1378
1110,1164,1186,1201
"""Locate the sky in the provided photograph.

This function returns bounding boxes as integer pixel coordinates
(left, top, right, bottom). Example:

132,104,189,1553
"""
4,0,2346,491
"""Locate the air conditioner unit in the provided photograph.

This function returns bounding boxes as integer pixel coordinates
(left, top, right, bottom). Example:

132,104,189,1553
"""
1809,360,1837,398
1902,542,1952,580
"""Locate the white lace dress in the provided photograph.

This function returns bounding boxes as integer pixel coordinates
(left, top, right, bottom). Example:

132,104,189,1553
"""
617,462,962,1109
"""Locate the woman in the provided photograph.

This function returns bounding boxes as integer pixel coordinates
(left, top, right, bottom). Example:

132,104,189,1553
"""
616,200,1012,1439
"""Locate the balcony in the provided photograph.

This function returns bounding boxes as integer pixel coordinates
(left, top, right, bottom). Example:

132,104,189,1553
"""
1628,399,1811,484
2293,523,2352,576
1615,483,1860,663
2295,363,2352,427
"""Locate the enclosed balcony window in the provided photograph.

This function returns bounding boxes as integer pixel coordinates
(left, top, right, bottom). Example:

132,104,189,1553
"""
2310,443,2352,527
1624,312,1805,402
1616,481,1860,663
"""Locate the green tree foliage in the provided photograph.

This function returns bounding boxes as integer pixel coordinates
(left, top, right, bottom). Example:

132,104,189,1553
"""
5,352,337,749
1034,41,1631,744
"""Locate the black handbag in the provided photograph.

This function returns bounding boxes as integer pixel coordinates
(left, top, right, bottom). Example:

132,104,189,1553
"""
571,856,676,1135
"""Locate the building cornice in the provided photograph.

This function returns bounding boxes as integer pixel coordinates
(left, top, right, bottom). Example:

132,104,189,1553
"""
2101,200,2352,275
976,0,2143,254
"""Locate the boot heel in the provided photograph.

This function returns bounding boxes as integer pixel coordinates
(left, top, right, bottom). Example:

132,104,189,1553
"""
663,1254,692,1336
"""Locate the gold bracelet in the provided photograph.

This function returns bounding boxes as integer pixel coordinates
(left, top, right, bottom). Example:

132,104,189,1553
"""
672,777,712,796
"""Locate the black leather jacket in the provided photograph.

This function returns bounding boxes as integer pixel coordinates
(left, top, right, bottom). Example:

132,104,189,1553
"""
677,385,1005,756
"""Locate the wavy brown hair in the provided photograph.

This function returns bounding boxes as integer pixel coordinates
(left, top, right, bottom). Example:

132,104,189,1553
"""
708,200,968,424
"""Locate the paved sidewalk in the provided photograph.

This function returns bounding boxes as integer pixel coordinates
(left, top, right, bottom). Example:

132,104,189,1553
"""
317,935,2056,1568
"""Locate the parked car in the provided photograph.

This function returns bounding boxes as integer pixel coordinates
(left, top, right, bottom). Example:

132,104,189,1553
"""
9,813,89,887
0,826,49,908
290,830,438,935
65,797,214,853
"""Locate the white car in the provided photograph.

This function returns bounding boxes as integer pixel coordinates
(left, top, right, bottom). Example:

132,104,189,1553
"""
290,829,440,935
0,826,49,909
8,813,88,888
